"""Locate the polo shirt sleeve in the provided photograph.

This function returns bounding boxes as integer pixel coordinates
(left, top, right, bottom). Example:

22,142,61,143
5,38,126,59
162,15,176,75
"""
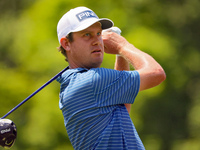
92,68,140,107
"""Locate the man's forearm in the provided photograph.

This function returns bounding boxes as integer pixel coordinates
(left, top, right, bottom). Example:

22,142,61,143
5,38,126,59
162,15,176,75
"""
114,55,130,71
114,55,131,114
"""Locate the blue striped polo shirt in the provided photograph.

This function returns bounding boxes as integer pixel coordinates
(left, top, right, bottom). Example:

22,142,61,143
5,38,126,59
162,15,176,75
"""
57,67,145,150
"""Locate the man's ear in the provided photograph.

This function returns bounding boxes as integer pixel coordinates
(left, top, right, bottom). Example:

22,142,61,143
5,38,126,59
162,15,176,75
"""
60,37,70,51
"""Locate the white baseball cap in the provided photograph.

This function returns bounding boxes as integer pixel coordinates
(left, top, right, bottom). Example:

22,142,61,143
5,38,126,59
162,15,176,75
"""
57,6,114,44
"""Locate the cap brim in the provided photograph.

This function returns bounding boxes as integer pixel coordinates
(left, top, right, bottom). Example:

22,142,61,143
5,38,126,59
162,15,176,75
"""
99,18,114,30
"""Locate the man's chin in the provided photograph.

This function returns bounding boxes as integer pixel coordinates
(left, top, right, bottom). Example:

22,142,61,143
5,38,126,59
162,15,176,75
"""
89,60,103,68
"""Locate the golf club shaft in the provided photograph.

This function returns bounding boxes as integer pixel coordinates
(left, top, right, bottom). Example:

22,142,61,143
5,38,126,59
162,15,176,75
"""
1,67,68,119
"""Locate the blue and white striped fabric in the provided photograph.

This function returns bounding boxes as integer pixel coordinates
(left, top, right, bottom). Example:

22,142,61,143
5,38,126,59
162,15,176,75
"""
57,67,145,150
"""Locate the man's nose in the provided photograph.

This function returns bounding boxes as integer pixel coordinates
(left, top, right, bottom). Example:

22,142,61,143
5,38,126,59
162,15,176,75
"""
92,36,102,46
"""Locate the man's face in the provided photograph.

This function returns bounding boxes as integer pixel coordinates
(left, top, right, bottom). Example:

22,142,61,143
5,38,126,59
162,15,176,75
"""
67,22,104,69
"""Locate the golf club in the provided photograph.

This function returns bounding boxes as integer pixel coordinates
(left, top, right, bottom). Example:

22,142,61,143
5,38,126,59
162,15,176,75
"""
1,67,68,119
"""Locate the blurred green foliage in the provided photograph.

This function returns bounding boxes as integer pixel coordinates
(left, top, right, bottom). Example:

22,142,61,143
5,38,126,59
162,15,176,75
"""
0,0,200,149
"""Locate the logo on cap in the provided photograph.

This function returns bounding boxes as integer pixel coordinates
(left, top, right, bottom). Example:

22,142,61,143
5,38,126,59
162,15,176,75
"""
76,10,98,22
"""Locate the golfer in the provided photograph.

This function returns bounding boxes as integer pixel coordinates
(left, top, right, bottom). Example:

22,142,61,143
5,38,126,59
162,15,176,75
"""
56,6,166,150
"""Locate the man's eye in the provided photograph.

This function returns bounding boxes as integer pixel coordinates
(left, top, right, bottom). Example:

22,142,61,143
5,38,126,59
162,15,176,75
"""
97,32,101,36
85,33,90,36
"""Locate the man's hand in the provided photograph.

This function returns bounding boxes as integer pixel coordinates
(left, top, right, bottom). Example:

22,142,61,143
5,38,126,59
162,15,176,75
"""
102,29,127,55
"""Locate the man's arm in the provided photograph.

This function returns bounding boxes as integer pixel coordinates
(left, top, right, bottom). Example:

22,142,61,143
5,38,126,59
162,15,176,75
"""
114,55,131,113
103,31,166,91
118,43,166,91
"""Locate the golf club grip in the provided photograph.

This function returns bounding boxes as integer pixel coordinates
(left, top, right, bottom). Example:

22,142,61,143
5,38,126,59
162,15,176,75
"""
1,67,68,119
